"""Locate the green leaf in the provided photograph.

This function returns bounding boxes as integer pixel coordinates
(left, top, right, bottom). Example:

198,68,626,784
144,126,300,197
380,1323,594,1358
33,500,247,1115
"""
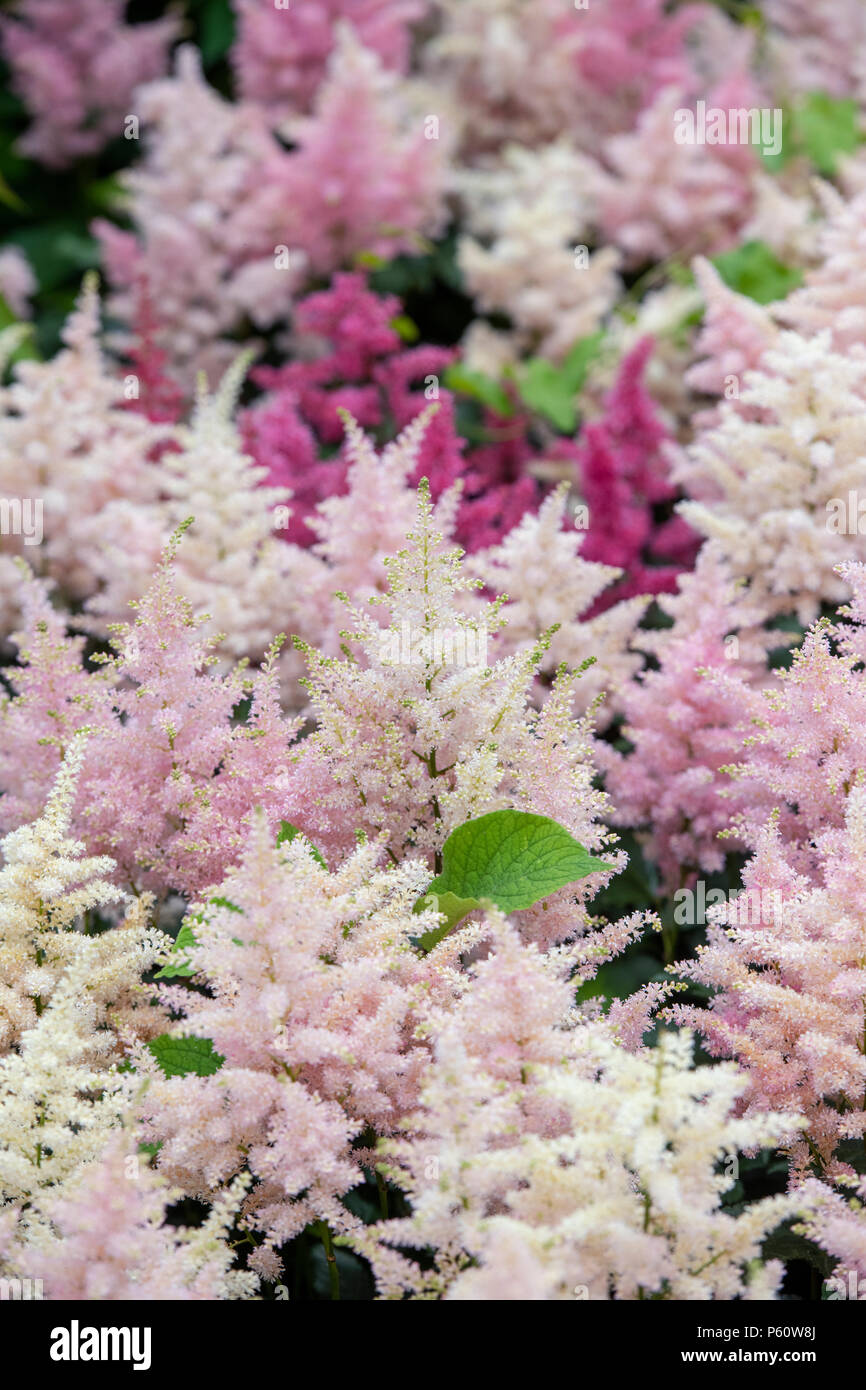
710,240,803,305
514,358,577,433
153,923,199,980
198,0,236,66
414,810,615,949
390,314,419,344
0,170,26,214
794,91,861,175
442,363,513,418
277,820,327,868
560,331,605,393
146,1034,225,1079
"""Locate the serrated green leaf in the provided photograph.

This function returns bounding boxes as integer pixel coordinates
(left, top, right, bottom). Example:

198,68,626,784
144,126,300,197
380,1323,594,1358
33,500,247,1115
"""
413,810,615,949
146,1034,225,1078
710,240,803,305
442,363,513,417
277,820,328,867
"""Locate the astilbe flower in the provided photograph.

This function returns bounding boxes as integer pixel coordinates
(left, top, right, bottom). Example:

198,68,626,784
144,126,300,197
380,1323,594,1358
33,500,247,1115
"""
424,0,710,156
0,246,35,319
0,735,165,1054
466,485,650,726
0,0,178,167
246,273,539,553
284,472,634,953
270,25,447,277
565,0,710,123
797,1176,866,1291
120,281,185,426
95,45,303,390
10,1140,257,1301
0,536,298,899
0,278,169,620
91,357,310,663
97,33,445,389
455,141,622,363
144,814,462,1268
232,0,428,116
0,564,109,831
673,330,866,621
686,257,777,421
299,408,458,641
0,755,249,1299
663,567,866,1163
599,544,778,893
0,943,146,1202
764,0,866,102
81,550,298,901
360,918,798,1300
245,273,457,543
672,782,866,1186
0,740,169,1196
704,564,866,878
597,86,759,267
740,169,822,268
570,337,699,608
421,0,590,154
775,184,866,353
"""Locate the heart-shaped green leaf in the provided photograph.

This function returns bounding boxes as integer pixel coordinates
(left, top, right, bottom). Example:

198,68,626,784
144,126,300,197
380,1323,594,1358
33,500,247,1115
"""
413,810,615,949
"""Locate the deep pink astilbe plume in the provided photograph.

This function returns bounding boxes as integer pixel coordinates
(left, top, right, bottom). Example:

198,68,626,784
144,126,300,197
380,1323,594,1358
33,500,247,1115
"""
244,274,541,551
256,272,407,444
570,338,699,612
233,0,428,115
121,282,185,427
1,0,177,167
